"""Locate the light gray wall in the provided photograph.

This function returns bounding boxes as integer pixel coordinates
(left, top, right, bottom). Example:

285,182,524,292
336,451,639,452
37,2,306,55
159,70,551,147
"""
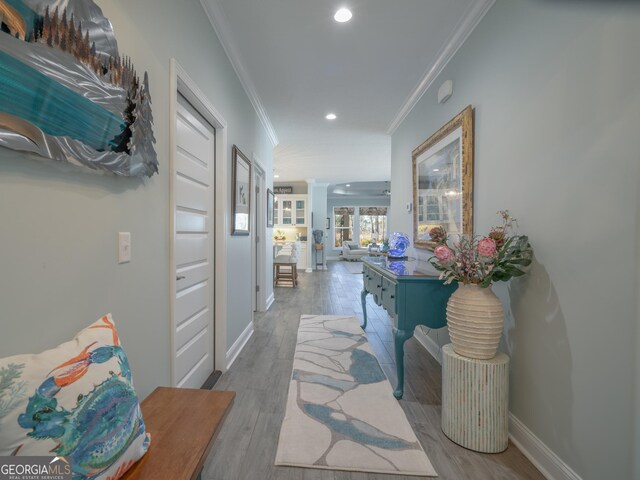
0,0,273,399
310,184,329,253
389,1,639,478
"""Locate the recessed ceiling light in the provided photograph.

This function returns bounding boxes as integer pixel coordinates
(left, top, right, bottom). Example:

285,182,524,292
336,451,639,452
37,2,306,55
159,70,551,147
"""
433,168,440,172
326,113,337,120
345,184,351,187
334,7,352,23
274,174,280,178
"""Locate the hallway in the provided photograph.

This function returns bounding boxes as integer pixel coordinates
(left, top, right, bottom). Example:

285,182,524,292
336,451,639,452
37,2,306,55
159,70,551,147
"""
204,261,543,479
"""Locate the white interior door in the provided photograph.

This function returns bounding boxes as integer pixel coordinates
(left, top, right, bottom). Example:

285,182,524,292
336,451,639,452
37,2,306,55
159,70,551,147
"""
172,94,215,388
252,181,260,312
251,164,266,312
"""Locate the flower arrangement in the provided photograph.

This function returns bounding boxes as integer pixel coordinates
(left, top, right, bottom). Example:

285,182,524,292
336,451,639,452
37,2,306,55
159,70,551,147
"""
428,226,447,244
429,211,533,287
274,230,286,241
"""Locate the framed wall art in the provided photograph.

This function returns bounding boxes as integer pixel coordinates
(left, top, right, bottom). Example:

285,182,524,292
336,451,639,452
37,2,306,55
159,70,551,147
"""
267,188,275,228
231,145,252,235
412,105,474,250
0,0,158,177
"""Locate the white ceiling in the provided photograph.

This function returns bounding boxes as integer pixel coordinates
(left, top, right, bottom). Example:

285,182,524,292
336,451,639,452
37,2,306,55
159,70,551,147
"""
329,181,391,199
201,0,492,184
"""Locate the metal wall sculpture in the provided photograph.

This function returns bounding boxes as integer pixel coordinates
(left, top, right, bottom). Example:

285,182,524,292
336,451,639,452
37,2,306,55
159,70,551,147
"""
0,0,158,177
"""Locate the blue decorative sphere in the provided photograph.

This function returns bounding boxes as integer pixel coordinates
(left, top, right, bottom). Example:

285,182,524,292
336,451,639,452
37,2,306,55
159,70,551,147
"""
388,232,410,258
387,261,408,276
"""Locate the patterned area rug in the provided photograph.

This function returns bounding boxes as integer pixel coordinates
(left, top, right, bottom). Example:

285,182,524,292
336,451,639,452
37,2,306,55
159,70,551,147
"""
275,315,437,477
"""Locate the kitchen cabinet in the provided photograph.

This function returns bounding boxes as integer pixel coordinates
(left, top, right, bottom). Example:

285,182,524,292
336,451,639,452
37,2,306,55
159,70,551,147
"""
275,195,307,227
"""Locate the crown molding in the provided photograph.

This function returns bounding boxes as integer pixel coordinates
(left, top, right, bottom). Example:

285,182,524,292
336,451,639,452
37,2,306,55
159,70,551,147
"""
386,0,495,135
200,0,279,147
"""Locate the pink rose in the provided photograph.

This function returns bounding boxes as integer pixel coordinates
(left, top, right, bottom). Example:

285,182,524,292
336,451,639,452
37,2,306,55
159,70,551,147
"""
429,226,447,244
477,237,497,258
434,245,454,265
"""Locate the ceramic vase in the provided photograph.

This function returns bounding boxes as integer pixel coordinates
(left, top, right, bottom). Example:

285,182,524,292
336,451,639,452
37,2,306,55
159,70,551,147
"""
446,283,504,360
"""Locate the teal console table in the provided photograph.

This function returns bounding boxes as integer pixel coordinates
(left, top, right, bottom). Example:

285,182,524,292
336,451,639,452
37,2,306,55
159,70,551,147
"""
360,256,457,399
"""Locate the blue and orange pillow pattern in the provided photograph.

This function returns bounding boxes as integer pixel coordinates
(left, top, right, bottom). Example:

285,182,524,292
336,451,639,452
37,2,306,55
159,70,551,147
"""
0,314,150,479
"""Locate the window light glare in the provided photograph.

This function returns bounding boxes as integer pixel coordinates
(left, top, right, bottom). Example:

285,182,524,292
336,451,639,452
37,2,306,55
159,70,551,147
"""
326,113,337,120
433,168,440,172
345,184,351,187
334,7,353,23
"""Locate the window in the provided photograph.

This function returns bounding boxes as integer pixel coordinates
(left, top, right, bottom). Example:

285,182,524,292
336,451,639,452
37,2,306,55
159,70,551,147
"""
333,206,388,248
334,207,355,247
359,207,387,246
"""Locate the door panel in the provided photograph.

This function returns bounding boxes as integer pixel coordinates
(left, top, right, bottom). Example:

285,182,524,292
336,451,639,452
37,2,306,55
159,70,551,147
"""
176,210,208,233
176,175,208,212
175,305,210,354
172,94,215,389
175,234,208,266
175,328,209,387
175,281,209,324
176,262,209,290
176,149,209,185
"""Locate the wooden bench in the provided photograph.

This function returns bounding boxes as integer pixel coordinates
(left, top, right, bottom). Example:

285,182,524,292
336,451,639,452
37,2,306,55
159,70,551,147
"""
122,387,235,480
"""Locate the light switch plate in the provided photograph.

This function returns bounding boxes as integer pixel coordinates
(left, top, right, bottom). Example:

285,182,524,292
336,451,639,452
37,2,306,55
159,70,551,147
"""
118,232,131,264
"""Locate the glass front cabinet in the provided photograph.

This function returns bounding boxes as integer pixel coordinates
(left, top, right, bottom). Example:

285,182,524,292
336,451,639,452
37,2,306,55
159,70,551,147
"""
275,194,307,227
281,199,293,225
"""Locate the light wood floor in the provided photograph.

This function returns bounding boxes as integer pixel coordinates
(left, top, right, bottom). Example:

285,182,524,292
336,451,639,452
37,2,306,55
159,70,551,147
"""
204,261,544,480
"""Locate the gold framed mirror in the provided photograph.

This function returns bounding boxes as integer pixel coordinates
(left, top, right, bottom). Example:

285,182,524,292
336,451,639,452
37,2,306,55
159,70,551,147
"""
412,106,474,250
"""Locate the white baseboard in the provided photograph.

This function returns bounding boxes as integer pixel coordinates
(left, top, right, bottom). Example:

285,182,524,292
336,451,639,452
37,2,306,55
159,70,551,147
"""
414,335,582,480
509,414,582,480
266,292,275,310
225,320,254,370
305,267,312,273
414,328,443,364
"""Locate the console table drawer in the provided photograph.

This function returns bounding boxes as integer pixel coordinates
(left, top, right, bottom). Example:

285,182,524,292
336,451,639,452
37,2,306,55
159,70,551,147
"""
364,267,383,300
381,277,397,315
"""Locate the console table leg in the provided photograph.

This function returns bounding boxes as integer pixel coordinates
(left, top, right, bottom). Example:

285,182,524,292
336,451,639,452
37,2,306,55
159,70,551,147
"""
393,328,412,399
360,290,368,330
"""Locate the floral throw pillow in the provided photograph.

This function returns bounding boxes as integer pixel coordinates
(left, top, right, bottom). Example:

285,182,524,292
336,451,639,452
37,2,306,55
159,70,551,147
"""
0,314,150,479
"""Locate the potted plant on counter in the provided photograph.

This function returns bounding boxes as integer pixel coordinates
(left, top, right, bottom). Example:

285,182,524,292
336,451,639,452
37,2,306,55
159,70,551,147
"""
428,211,533,359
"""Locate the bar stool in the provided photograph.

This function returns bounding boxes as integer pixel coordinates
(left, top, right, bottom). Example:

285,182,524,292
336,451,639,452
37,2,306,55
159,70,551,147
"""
274,242,300,287
273,255,298,287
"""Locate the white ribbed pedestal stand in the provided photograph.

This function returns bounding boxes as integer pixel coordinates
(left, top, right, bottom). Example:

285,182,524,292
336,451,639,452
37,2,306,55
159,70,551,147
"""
441,344,509,453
